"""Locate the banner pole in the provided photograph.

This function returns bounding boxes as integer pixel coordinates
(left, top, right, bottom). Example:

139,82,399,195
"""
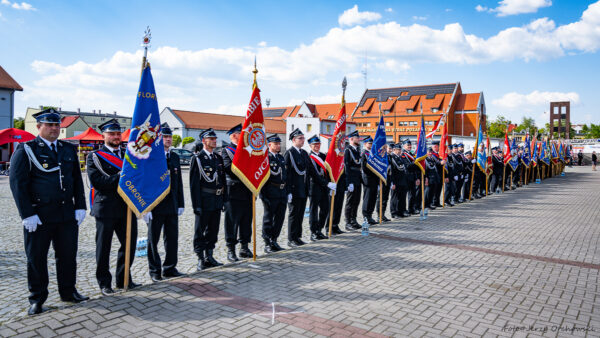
379,179,383,225
485,171,489,196
510,171,513,190
468,162,475,200
442,169,445,208
252,194,257,261
502,163,506,193
124,208,132,290
328,192,335,238
421,172,425,212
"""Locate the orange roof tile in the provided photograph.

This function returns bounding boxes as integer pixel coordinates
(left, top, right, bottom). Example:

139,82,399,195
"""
0,66,23,91
172,110,286,134
313,102,358,119
455,93,481,111
60,116,79,128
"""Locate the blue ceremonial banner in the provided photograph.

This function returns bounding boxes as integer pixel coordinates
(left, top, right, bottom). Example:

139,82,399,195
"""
414,115,428,173
476,125,486,172
540,140,550,165
366,114,388,183
117,66,170,217
522,135,531,166
508,138,519,171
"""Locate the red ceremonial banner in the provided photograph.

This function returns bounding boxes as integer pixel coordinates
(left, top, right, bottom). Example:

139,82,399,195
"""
439,118,448,161
503,132,511,165
325,103,346,183
231,86,270,195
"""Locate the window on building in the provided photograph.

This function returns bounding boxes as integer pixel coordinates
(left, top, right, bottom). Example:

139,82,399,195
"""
432,108,439,113
328,115,334,119
307,124,312,132
409,121,417,126
406,109,413,114
326,125,331,133
385,122,393,127
367,123,371,127
362,111,367,116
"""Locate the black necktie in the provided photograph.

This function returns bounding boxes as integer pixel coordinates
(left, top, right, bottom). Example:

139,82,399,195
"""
166,152,170,160
113,150,120,158
51,143,57,154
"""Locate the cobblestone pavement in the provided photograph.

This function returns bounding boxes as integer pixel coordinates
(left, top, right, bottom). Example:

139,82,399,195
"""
1,166,599,337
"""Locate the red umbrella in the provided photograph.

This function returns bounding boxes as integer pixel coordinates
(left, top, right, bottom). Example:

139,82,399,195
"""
0,128,35,145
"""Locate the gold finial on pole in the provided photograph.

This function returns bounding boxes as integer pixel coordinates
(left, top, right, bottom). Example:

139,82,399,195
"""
252,56,258,89
141,26,151,73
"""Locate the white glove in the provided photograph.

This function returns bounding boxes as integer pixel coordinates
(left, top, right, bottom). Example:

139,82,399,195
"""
143,212,153,224
177,208,184,216
330,190,335,196
288,194,292,203
391,184,396,190
348,183,354,192
464,177,469,182
327,182,337,191
23,215,42,232
453,176,458,181
75,209,86,226
471,159,477,164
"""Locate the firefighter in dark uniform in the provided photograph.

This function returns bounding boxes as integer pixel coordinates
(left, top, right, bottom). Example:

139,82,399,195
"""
401,139,421,214
343,131,362,231
430,140,445,208
475,144,488,197
489,147,504,193
389,143,401,218
222,124,253,262
390,142,411,217
260,135,287,253
10,109,89,315
455,143,467,202
87,119,139,295
307,135,331,241
361,136,378,225
425,146,442,209
285,129,337,246
463,150,477,198
448,144,462,206
143,123,184,282
376,144,393,222
190,128,226,270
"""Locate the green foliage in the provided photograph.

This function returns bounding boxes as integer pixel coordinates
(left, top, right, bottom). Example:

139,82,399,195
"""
182,136,195,146
172,134,182,148
486,116,511,138
515,117,536,135
13,117,25,130
581,124,600,138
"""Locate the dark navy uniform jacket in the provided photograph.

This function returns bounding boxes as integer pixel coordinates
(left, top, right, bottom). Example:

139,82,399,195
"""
153,150,184,216
189,150,227,212
260,151,287,200
222,143,252,201
10,136,86,223
343,145,361,186
86,145,126,218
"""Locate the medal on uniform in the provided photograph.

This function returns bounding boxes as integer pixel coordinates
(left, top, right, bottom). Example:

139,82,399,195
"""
42,163,48,168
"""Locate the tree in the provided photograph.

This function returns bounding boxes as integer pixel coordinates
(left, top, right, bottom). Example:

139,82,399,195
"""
486,116,511,138
172,134,182,147
515,117,536,135
13,117,25,130
182,136,195,146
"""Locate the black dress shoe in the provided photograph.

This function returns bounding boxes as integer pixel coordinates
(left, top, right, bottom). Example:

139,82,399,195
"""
288,239,305,247
264,245,273,253
332,226,344,235
435,204,443,208
163,270,184,278
402,211,411,217
428,205,437,210
316,231,328,240
310,233,319,242
197,259,208,271
61,290,90,303
457,198,464,203
227,250,240,262
448,201,455,207
28,302,45,316
271,242,283,251
345,224,356,231
366,217,378,225
116,281,140,289
101,287,115,296
239,246,253,258
351,219,360,227
150,275,162,283
206,250,223,266
381,216,391,222
412,209,421,215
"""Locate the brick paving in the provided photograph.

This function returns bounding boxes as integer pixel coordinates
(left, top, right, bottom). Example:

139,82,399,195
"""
0,166,599,337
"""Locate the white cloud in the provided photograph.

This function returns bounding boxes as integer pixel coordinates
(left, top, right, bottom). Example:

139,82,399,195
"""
412,16,427,21
486,0,551,16
258,41,267,47
385,8,393,13
2,0,35,10
338,5,381,27
475,5,488,12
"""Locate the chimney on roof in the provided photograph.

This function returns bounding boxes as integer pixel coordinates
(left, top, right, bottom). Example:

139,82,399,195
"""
77,108,80,114
266,98,271,107
58,107,62,112
39,105,43,109
114,111,117,115
93,110,96,114
98,109,102,115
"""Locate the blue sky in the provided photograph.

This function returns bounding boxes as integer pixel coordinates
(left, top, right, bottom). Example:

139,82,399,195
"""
1,0,598,127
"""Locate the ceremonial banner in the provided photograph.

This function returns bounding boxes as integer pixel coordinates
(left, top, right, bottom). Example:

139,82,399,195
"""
551,141,559,163
231,80,270,195
508,138,519,171
325,82,347,183
366,114,388,183
540,140,550,165
531,136,538,167
426,111,445,138
414,114,428,173
503,132,511,165
439,116,448,172
522,134,531,166
118,66,170,217
476,125,487,172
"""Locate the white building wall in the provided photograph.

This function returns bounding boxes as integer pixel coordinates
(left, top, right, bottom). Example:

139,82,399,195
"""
159,107,187,139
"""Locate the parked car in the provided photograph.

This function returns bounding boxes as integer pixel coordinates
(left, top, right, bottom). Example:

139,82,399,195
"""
171,148,193,166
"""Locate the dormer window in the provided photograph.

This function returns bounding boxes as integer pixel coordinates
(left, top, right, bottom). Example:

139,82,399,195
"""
432,108,439,113
406,109,414,114
362,111,368,116
328,115,334,119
